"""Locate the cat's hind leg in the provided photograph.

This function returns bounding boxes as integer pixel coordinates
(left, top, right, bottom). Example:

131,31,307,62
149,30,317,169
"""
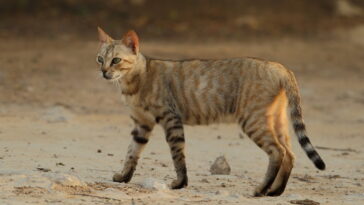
267,92,295,196
240,113,285,197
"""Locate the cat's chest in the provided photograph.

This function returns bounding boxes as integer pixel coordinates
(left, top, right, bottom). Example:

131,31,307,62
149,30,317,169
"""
125,95,163,116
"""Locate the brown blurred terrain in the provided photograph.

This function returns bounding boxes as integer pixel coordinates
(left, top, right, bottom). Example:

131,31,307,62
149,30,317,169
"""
1,0,364,40
0,0,364,204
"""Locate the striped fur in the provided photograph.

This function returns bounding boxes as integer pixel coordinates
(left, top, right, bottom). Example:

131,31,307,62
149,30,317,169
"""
96,28,326,196
284,71,326,170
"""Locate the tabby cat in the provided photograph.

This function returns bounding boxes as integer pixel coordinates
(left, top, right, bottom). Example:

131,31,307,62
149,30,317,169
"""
96,27,325,196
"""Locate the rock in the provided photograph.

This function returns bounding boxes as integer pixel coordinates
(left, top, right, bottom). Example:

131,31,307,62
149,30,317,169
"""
210,156,231,175
50,174,91,194
140,178,168,190
52,174,87,187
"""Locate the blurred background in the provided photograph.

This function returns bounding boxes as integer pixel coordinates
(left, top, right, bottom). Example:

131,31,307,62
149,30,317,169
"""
1,0,364,40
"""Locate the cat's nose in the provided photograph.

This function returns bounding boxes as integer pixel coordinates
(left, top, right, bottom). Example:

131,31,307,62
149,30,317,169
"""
102,70,111,79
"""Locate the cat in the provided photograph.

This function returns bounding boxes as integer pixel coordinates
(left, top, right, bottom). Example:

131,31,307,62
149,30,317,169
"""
96,27,325,196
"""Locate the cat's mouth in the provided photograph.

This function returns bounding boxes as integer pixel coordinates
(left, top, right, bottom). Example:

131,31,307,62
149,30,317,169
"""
103,71,121,81
109,74,122,81
104,74,122,82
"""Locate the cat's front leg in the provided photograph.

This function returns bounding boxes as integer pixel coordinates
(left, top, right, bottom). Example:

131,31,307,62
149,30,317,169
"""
113,119,154,183
158,111,188,189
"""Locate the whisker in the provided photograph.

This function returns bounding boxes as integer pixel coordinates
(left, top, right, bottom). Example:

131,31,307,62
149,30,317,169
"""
96,71,103,80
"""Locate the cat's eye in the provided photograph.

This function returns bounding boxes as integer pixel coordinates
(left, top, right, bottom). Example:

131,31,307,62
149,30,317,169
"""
111,57,122,65
97,56,104,64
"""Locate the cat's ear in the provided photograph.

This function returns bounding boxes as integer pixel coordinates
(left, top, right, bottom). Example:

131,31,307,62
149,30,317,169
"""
122,30,139,54
97,27,113,43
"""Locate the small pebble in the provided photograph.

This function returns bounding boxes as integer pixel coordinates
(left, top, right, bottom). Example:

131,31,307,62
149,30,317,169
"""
210,156,231,175
37,167,51,172
56,162,65,166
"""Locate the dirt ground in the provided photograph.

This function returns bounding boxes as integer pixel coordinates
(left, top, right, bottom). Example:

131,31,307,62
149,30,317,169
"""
1,26,364,204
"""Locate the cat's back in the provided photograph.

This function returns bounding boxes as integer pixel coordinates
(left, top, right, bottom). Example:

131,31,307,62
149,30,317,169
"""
170,57,289,84
147,57,290,101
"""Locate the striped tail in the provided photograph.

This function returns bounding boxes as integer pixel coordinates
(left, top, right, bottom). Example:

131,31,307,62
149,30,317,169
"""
284,71,326,170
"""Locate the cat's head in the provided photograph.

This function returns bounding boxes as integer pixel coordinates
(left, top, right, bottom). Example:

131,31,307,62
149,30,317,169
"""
96,27,140,81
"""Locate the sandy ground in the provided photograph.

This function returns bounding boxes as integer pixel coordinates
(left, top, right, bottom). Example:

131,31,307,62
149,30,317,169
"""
1,28,364,204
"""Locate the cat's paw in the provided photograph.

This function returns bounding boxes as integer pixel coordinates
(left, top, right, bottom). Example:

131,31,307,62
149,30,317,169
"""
253,186,267,197
266,189,284,197
253,191,265,197
170,177,188,189
112,172,133,183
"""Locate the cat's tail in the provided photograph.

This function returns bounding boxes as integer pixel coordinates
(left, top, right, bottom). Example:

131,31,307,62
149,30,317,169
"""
284,70,326,170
